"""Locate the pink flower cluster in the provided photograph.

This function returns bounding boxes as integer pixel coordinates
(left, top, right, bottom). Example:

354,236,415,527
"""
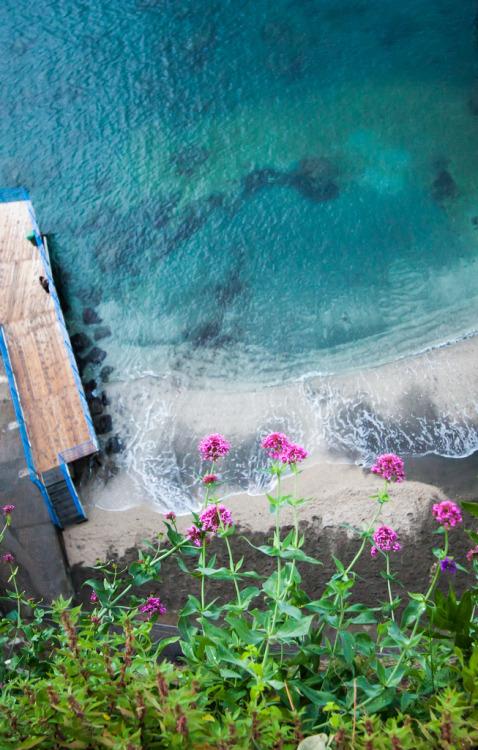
165,512,176,522
198,434,230,461
467,545,478,561
200,504,233,532
261,433,308,465
371,454,405,483
2,505,14,517
202,474,218,485
90,591,99,603
186,505,233,547
432,500,462,530
139,596,167,618
370,526,402,556
2,554,14,565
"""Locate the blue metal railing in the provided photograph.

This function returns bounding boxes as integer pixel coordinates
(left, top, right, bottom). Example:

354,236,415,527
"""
0,187,28,203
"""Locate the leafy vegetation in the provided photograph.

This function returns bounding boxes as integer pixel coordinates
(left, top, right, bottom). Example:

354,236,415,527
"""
1,437,478,748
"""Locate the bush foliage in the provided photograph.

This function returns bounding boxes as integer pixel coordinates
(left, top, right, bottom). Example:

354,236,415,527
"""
1,437,478,748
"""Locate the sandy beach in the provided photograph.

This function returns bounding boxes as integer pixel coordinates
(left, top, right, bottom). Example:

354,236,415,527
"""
64,334,478,615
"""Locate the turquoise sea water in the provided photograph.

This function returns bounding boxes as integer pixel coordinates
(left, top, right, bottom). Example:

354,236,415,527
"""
2,0,478,509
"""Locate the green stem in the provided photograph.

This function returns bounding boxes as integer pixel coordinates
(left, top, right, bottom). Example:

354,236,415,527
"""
386,553,395,622
10,565,21,629
262,463,284,667
200,537,207,611
100,544,181,616
358,529,449,712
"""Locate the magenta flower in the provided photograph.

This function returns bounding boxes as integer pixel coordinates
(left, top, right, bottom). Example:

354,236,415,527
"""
2,554,14,565
202,474,218,485
440,557,457,574
467,545,478,561
186,524,210,547
199,504,233,533
198,434,230,461
90,591,99,603
2,505,14,517
281,443,308,465
432,500,462,530
140,596,167,617
370,526,402,556
371,455,405,483
165,511,176,522
261,433,291,460
90,615,101,625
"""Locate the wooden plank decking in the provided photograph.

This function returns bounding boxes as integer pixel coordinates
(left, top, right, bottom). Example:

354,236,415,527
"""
0,200,96,474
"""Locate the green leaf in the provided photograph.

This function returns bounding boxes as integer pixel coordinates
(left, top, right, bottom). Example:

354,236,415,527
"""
227,616,263,645
276,614,314,639
401,599,426,629
339,631,356,668
196,566,237,581
13,739,46,749
465,529,478,544
332,556,344,574
277,601,302,620
461,501,478,519
362,688,396,714
401,691,418,712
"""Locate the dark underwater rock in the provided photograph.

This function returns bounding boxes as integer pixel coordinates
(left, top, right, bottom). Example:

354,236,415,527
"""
152,195,180,230
87,397,104,417
105,435,125,454
241,167,285,196
241,159,339,203
83,307,102,325
289,174,340,202
70,332,92,354
83,379,97,396
431,169,459,202
84,347,107,365
470,80,478,116
93,414,113,435
93,326,112,341
184,320,227,348
100,366,114,382
298,156,339,184
170,145,209,177
167,204,212,252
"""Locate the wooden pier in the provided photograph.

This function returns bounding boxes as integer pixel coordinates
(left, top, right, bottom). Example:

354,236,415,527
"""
0,192,97,526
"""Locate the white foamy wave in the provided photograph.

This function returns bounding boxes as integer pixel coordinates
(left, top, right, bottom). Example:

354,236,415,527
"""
84,335,478,513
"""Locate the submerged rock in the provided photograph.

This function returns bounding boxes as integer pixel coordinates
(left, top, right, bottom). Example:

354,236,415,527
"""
87,397,104,417
105,435,125,454
100,366,114,382
170,145,209,177
241,167,285,196
93,414,113,435
83,307,102,325
298,156,339,183
289,174,340,203
469,80,478,116
70,332,92,354
84,347,107,365
240,158,339,203
431,169,459,202
93,326,112,341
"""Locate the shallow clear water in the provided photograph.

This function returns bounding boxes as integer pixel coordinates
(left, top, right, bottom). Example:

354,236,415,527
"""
2,0,478,509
